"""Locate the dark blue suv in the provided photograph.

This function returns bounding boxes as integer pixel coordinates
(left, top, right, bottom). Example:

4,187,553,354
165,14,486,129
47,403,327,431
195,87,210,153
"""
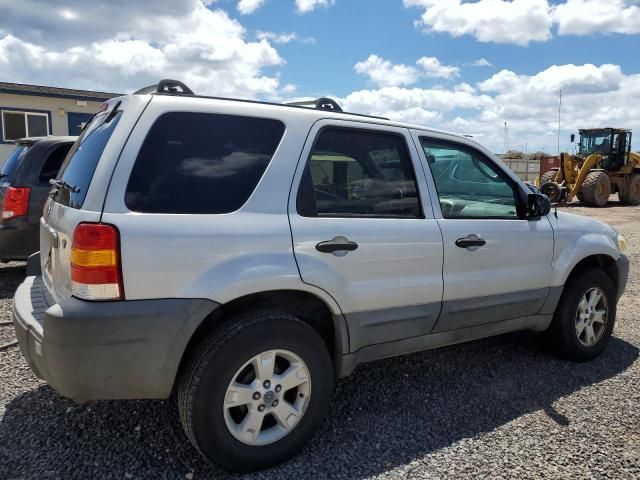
0,136,76,261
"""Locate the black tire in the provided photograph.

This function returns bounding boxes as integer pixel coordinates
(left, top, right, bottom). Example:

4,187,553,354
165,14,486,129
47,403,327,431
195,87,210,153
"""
540,169,558,185
548,269,616,361
619,174,640,205
580,171,611,207
177,310,334,473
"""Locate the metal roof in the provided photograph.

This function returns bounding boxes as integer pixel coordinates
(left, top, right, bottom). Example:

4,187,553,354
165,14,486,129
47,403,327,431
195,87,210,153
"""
0,82,122,102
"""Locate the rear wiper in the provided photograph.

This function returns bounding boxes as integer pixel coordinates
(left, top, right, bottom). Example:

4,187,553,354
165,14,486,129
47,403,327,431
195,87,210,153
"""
49,178,80,193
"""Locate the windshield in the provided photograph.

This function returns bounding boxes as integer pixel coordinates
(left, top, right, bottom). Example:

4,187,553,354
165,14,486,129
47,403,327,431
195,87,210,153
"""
0,145,29,180
579,131,611,155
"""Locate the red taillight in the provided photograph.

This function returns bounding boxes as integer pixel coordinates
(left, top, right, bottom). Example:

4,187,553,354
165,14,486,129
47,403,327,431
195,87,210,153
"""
71,223,123,301
2,186,30,220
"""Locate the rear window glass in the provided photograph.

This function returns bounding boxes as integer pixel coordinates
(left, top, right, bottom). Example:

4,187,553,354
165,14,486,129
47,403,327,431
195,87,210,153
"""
39,143,72,183
125,112,285,214
54,109,122,209
1,145,28,180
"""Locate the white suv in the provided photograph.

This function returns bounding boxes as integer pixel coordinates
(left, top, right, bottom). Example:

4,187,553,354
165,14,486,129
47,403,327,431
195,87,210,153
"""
13,80,629,472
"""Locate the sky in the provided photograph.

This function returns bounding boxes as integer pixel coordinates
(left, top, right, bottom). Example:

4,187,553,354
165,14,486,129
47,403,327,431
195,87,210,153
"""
0,0,639,153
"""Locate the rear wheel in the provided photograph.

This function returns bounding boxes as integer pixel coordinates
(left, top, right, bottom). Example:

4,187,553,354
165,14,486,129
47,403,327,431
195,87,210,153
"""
177,310,334,473
619,174,640,205
581,171,611,207
548,269,616,361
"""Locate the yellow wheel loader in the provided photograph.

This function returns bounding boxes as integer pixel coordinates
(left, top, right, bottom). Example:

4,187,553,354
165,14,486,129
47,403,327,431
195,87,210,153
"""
540,128,640,207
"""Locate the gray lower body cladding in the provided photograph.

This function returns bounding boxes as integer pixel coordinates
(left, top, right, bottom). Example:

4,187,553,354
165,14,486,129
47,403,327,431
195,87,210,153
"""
13,275,218,403
336,287,563,378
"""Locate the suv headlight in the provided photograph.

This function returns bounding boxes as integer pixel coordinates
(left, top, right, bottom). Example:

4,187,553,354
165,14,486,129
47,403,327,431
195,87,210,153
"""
617,233,628,253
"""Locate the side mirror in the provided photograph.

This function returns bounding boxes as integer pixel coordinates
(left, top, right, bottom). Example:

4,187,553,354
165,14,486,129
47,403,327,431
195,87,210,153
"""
527,193,551,218
570,133,575,143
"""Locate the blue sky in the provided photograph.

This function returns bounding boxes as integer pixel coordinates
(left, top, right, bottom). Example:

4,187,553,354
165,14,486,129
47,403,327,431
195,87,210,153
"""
0,0,639,153
237,0,640,97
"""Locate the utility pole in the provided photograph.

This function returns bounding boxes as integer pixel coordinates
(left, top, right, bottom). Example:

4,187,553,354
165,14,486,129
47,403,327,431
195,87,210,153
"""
557,89,562,155
504,121,509,154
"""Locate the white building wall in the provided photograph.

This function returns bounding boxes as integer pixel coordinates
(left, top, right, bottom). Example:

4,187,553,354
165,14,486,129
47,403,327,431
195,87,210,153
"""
0,93,106,163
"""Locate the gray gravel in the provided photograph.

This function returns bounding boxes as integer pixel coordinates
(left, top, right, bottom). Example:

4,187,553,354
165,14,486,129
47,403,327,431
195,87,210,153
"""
1,206,639,479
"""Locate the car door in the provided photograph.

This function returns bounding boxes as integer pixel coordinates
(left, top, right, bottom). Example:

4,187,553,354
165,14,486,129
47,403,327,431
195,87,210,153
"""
289,120,444,352
413,132,554,333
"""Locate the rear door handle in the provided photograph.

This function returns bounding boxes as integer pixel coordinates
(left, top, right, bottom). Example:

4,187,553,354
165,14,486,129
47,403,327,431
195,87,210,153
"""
455,235,486,249
315,236,359,254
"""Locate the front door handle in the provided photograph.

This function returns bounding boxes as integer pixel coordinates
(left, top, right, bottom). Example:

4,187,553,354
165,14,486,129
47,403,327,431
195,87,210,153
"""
455,235,486,249
315,236,359,254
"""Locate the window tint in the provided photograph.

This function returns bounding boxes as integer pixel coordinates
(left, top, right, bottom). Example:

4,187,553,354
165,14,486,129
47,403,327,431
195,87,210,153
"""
39,144,72,183
298,128,421,218
0,145,28,180
125,112,285,214
421,139,520,219
54,109,122,209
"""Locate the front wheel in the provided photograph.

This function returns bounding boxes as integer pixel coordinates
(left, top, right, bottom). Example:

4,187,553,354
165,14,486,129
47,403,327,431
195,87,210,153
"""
178,310,334,473
581,171,611,207
548,269,616,361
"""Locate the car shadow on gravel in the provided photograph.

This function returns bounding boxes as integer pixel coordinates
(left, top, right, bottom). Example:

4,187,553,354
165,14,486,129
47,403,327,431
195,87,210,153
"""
0,263,25,300
0,334,637,480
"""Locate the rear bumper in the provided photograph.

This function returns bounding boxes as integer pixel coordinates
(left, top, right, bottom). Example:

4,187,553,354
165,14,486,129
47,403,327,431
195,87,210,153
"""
0,217,39,261
616,254,629,301
13,275,219,403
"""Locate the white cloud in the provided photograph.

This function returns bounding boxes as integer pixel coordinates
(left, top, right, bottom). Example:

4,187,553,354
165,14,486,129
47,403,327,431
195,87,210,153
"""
417,56,460,78
468,58,492,67
354,55,420,87
553,0,640,35
478,64,624,95
0,1,285,98
406,0,552,46
256,31,316,44
295,0,334,14
237,0,266,15
405,0,640,45
342,63,640,154
354,54,460,87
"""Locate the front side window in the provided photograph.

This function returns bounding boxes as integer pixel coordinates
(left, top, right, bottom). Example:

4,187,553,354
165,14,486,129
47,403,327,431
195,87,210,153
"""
421,138,520,219
2,110,49,141
298,128,422,218
579,131,611,155
126,112,285,214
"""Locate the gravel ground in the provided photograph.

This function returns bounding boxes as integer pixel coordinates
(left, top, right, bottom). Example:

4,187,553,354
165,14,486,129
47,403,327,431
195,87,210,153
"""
1,204,639,479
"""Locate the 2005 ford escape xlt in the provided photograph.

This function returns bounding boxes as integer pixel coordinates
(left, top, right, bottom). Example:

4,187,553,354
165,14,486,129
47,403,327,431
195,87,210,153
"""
13,80,629,473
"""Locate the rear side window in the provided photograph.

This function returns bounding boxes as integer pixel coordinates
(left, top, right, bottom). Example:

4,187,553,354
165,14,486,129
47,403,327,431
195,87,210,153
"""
54,109,122,209
297,128,422,218
39,144,72,183
125,112,285,214
0,145,28,180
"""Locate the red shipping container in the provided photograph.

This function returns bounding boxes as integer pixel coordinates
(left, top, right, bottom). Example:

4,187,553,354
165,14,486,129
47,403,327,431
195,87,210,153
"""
539,155,560,177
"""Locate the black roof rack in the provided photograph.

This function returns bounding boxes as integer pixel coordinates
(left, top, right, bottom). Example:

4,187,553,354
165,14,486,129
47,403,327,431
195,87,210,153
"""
286,97,343,112
134,79,194,96
134,79,388,121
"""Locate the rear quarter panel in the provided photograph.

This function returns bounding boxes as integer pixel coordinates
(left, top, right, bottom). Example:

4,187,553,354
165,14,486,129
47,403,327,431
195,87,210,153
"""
101,96,343,314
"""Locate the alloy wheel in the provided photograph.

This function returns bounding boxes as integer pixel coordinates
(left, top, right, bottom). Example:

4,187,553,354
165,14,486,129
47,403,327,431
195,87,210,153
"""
223,349,311,446
575,287,608,347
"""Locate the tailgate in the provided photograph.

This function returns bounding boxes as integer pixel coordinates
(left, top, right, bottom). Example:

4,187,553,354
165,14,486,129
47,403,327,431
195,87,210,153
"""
40,95,149,303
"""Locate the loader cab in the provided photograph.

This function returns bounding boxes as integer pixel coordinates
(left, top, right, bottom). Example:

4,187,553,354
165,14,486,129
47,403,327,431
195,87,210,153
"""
578,128,631,171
